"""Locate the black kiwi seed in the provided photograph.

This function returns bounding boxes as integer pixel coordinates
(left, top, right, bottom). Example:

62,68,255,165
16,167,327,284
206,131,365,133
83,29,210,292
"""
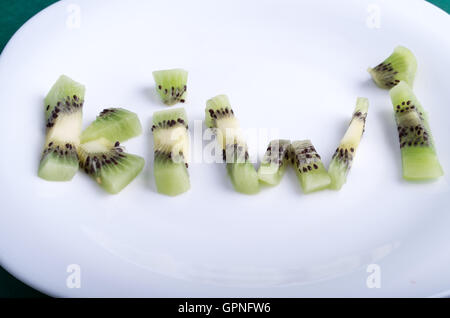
350,147,354,152
313,164,318,169
185,163,189,168
48,142,53,147
114,141,120,147
46,105,50,111
302,167,307,172
180,99,185,103
158,85,162,90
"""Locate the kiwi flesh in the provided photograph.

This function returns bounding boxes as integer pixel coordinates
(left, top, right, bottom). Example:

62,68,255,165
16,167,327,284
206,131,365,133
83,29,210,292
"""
151,107,190,196
81,108,142,143
390,81,443,180
290,140,330,193
328,97,369,190
153,69,188,106
38,75,85,181
258,139,291,186
367,46,417,89
79,138,144,194
205,95,259,194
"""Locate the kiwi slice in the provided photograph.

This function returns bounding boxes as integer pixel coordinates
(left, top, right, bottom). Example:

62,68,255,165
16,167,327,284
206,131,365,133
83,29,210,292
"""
151,107,190,196
79,138,144,194
257,139,291,186
289,140,330,193
205,95,259,194
390,81,443,180
38,75,85,181
367,46,417,89
81,108,142,143
153,69,188,106
328,97,369,190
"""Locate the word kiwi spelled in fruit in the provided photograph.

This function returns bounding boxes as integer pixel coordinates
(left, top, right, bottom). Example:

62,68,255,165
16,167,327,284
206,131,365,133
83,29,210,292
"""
38,44,443,196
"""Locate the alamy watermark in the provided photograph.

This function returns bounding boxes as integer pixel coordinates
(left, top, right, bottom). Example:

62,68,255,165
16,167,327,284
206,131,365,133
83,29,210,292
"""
366,264,381,288
66,4,81,29
366,4,381,29
66,264,81,289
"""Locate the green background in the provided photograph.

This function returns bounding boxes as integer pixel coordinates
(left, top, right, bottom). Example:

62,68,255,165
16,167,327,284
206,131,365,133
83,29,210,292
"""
0,0,448,298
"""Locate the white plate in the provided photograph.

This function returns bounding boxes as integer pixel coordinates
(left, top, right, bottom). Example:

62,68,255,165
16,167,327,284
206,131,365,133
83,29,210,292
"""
0,0,449,297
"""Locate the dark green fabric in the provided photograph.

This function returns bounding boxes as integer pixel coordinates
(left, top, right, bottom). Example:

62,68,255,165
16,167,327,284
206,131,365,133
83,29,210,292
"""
0,0,448,298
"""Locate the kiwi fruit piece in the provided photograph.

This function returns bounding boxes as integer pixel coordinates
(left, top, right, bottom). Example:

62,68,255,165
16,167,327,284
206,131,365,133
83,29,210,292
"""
79,138,144,194
258,139,291,186
367,46,417,89
153,69,188,106
289,140,330,193
151,107,190,196
390,81,443,180
205,95,259,194
38,75,85,181
328,97,369,190
81,108,142,143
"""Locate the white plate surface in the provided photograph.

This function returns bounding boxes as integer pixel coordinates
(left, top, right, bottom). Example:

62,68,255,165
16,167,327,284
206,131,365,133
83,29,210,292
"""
0,0,449,297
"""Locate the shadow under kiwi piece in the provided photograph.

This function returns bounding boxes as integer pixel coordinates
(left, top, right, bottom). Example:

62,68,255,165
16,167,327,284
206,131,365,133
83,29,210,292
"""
367,46,417,89
328,97,368,190
78,138,145,194
205,94,259,195
153,69,188,106
151,107,190,196
290,140,330,193
81,108,142,144
258,139,291,186
38,75,85,181
390,81,443,180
